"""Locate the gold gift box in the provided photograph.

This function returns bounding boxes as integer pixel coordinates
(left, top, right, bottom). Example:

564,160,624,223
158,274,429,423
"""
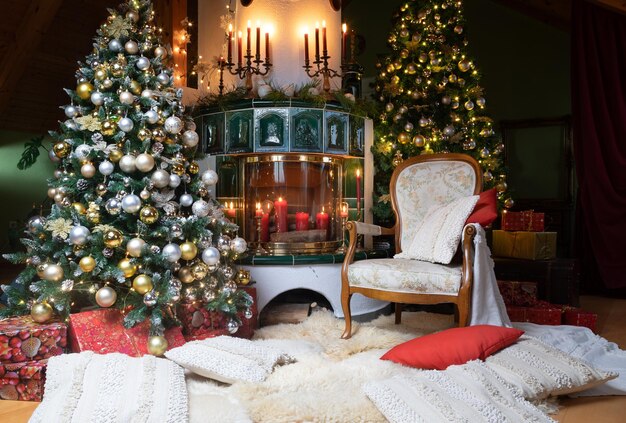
492,230,557,260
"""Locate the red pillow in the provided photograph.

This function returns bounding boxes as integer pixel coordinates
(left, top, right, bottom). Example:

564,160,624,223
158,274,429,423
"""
381,325,524,370
466,188,498,227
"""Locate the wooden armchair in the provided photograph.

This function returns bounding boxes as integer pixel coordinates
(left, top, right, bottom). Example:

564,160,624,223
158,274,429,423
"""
341,153,482,339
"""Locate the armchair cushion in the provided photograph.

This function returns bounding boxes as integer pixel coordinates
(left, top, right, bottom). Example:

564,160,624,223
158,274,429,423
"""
395,195,479,264
347,258,461,295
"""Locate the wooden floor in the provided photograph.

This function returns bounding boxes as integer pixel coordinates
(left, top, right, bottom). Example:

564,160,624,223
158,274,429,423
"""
0,295,624,422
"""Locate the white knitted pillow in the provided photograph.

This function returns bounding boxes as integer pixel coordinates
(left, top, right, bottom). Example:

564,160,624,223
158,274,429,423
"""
30,351,188,423
395,195,479,264
364,360,555,423
485,336,617,400
165,335,295,384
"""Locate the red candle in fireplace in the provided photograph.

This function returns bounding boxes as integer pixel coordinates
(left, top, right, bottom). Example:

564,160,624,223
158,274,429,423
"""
274,196,288,233
226,201,236,218
255,202,263,217
339,203,349,218
316,207,329,230
261,213,270,242
295,212,309,231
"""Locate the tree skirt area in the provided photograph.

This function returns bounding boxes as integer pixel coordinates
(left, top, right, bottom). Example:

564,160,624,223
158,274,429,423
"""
186,310,455,422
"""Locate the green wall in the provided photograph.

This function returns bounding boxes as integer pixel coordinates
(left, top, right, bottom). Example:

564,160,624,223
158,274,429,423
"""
0,131,54,253
343,0,571,121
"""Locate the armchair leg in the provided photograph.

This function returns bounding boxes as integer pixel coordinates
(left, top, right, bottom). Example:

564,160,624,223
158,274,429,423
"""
341,293,353,339
395,303,402,324
457,303,470,327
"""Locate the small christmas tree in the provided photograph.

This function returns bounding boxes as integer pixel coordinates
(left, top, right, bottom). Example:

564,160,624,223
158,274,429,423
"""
372,0,512,223
2,0,252,351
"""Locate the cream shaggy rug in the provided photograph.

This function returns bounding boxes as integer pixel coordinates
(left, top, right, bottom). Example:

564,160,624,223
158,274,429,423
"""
186,310,455,422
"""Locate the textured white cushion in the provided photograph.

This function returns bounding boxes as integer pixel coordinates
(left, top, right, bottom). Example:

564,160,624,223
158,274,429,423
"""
485,336,617,400
165,335,295,384
348,258,461,295
30,351,188,423
395,195,479,264
364,360,555,423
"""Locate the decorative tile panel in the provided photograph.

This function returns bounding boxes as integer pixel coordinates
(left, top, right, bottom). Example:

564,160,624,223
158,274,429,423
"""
254,108,289,152
349,115,365,157
225,110,254,153
290,109,323,153
324,111,349,155
202,113,225,154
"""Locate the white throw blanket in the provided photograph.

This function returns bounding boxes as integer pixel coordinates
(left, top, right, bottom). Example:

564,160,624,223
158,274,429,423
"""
467,224,512,327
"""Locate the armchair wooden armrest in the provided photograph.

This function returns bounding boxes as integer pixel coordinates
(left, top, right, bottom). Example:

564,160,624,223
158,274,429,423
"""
342,221,395,266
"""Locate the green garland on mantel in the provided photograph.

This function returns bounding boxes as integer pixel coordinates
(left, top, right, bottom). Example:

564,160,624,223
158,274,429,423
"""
193,82,377,118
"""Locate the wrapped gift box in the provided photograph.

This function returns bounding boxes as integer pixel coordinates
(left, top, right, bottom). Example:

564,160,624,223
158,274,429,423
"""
69,309,185,356
563,309,598,332
497,280,538,307
178,285,258,341
0,359,46,401
0,316,67,364
492,230,557,260
506,301,562,325
501,210,545,232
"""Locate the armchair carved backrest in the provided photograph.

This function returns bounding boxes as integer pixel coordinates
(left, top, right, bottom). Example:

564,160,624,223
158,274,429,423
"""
391,155,481,254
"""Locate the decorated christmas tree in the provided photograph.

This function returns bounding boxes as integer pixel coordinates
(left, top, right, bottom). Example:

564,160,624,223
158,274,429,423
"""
371,0,512,223
2,0,252,353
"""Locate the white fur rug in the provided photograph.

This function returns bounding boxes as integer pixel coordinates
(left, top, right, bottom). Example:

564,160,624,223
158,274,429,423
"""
186,310,455,422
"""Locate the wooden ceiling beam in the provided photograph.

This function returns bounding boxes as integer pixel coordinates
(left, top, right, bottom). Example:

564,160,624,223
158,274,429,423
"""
0,0,64,116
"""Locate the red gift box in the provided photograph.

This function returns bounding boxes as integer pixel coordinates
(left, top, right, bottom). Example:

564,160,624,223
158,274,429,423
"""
501,210,545,232
0,316,67,364
563,309,598,332
497,280,538,307
0,359,46,401
178,285,258,341
506,301,562,325
69,309,185,356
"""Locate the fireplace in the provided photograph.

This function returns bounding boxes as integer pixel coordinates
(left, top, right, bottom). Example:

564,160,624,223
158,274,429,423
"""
196,101,366,255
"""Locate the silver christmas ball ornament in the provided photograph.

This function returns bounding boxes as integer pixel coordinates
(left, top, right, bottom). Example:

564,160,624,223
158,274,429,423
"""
43,264,64,282
48,149,60,163
135,153,155,172
124,40,139,54
74,144,91,161
108,39,123,52
136,56,151,70
164,116,183,134
227,320,239,334
154,46,167,59
169,174,181,188
95,286,117,307
121,194,142,213
144,109,159,124
156,72,170,85
170,224,183,239
64,105,78,118
443,125,456,136
102,78,113,89
119,91,134,105
69,225,91,245
182,130,199,148
150,169,170,188
118,117,134,133
139,189,151,200
217,235,231,253
191,200,209,217
185,120,196,131
99,160,114,176
27,216,46,233
230,237,247,254
105,198,122,215
179,193,193,207
64,120,78,131
162,243,182,262
81,162,96,178
201,247,220,266
143,291,157,307
119,154,137,173
201,170,218,186
141,89,153,99
126,237,146,258
244,309,253,319
90,91,104,106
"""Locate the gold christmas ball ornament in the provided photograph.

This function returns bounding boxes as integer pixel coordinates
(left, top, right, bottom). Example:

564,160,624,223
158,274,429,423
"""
191,262,209,280
406,63,417,75
79,256,97,272
504,198,515,209
53,141,71,158
95,286,117,308
36,263,49,278
72,202,86,215
397,132,410,144
180,242,198,261
103,229,123,248
188,162,200,174
101,120,116,136
132,274,153,294
109,148,123,163
152,128,166,142
139,206,159,224
413,135,426,147
111,61,125,77
31,302,54,323
94,68,107,81
95,183,107,196
391,75,400,85
137,128,151,141
129,80,142,95
237,269,251,285
171,163,185,176
496,181,508,193
400,49,409,59
42,264,64,282
147,335,168,356
118,258,138,278
178,266,194,284
76,82,94,100
458,59,471,72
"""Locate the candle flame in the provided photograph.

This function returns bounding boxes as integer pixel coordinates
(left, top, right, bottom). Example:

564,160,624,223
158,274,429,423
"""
238,31,242,38
315,21,319,29
256,202,261,210
356,169,361,177
247,20,251,28
256,20,261,27
303,26,309,35
229,201,234,209
342,23,347,33
322,206,325,213
322,20,326,28
228,23,232,32
278,196,283,202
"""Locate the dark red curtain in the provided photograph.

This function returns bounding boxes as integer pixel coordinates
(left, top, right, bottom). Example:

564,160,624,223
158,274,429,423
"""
572,0,626,289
